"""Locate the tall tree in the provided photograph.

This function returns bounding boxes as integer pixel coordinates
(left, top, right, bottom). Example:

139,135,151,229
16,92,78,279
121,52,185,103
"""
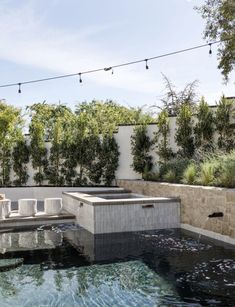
194,97,214,150
175,104,195,158
0,101,23,186
159,74,198,116
155,110,174,166
215,95,235,151
12,140,30,186
196,0,235,81
131,125,153,178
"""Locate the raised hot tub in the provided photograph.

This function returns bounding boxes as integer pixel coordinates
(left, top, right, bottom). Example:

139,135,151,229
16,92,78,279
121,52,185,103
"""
62,188,180,234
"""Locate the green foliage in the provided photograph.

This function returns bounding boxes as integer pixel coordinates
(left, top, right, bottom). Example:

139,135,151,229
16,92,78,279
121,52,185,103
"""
131,125,153,177
194,97,214,151
198,160,219,186
12,140,30,186
182,163,197,185
163,170,177,183
75,100,153,134
0,101,23,186
159,157,191,182
29,118,48,186
215,95,235,152
47,105,74,186
155,110,174,166
100,135,119,185
196,0,235,81
217,151,235,188
175,104,195,158
160,74,198,116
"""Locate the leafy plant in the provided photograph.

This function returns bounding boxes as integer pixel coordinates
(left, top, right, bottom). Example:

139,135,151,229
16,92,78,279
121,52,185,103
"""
12,140,30,186
182,163,197,185
131,125,153,178
159,157,190,182
175,103,195,158
215,95,235,152
194,97,214,151
155,110,174,166
196,0,235,81
0,101,23,186
198,161,219,186
163,170,177,183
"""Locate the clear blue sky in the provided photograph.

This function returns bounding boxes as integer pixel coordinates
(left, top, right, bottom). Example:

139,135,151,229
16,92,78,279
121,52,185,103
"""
0,0,234,110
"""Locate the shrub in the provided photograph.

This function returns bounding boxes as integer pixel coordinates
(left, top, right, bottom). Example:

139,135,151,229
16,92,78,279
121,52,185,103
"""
217,151,235,188
163,170,177,183
182,163,197,184
159,157,191,182
143,171,160,181
198,160,219,186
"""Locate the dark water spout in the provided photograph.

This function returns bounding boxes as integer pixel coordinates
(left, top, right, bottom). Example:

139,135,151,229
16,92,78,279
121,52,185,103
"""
208,212,223,218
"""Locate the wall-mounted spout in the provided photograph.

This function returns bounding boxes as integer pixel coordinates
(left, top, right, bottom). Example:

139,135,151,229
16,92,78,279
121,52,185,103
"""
208,212,223,218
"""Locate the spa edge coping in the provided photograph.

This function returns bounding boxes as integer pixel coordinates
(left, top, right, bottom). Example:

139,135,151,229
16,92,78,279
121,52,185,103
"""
62,192,180,206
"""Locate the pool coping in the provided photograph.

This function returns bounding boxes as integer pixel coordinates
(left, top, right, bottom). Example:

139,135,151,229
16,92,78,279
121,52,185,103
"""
62,191,180,206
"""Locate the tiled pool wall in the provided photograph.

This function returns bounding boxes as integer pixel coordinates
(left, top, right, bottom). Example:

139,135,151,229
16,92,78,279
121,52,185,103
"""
62,192,180,234
117,180,235,242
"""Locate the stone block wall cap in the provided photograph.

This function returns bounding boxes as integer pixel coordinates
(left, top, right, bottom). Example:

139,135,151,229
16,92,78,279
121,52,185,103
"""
44,198,62,200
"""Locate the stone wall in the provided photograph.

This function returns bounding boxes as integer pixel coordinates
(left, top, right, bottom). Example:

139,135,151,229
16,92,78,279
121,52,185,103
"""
117,180,235,239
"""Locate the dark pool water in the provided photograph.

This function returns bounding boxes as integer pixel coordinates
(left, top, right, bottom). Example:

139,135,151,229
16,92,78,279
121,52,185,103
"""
0,225,234,307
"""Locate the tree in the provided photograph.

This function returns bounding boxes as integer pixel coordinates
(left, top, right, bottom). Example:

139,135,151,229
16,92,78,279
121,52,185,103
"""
131,125,153,177
155,110,174,166
196,0,235,81
175,104,195,158
0,101,23,186
194,97,214,151
47,105,73,186
215,95,235,151
159,74,198,116
75,100,153,134
12,140,30,186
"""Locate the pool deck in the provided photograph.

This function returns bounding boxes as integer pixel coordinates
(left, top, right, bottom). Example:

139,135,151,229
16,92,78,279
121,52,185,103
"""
0,210,75,229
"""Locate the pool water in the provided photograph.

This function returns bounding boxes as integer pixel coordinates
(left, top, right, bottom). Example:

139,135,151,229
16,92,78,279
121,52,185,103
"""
0,225,234,307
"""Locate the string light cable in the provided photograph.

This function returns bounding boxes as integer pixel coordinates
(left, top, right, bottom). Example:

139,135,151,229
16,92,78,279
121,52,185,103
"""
0,40,225,92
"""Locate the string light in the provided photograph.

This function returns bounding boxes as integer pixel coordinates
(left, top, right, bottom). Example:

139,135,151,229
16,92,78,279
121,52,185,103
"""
79,73,82,83
145,59,149,69
209,43,212,55
18,83,21,93
0,39,228,91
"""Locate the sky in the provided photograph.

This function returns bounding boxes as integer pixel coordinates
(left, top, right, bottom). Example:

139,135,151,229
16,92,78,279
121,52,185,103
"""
0,0,234,110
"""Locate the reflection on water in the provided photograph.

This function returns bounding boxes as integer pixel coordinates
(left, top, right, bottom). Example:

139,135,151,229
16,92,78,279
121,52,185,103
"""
0,225,234,307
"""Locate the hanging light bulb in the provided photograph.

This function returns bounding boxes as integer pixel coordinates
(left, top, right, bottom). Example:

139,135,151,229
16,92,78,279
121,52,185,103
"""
112,68,114,75
18,83,21,93
79,73,82,83
209,43,212,55
145,59,149,69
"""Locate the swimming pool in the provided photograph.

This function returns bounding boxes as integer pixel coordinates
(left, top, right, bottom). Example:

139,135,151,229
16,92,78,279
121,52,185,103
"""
0,225,234,306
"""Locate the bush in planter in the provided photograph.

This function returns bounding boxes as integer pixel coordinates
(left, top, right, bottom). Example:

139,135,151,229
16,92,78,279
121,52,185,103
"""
198,160,219,186
163,170,177,183
216,151,235,188
159,157,191,182
182,163,197,185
